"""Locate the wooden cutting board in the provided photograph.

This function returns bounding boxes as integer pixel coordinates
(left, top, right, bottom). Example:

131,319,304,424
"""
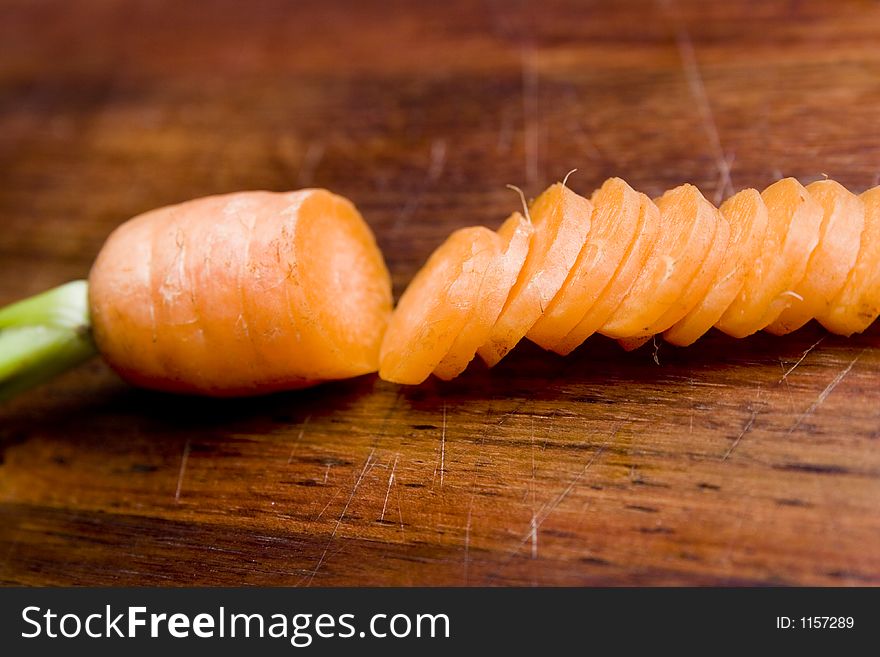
1,0,878,586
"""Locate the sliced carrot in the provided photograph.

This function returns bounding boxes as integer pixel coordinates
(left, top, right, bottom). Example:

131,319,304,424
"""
765,180,865,335
553,191,660,355
599,184,720,339
379,226,500,384
433,213,532,380
716,178,823,338
664,188,769,346
477,182,592,366
527,177,645,350
89,190,392,395
818,185,880,335
642,192,729,336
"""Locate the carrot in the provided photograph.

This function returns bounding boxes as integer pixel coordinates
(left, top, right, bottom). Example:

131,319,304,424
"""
379,226,501,385
5,175,879,397
664,189,769,346
433,213,532,381
765,180,864,335
477,182,593,366
600,184,721,339
818,186,880,335
2,189,391,399
382,175,878,384
638,187,729,337
552,189,660,355
527,177,646,350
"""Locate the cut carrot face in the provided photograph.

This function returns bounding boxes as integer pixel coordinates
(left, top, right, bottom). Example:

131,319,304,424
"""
433,213,532,381
600,184,720,339
379,226,500,385
765,180,865,335
552,191,660,355
89,189,391,396
664,188,769,346
818,186,880,335
716,178,823,338
477,182,592,367
527,177,644,350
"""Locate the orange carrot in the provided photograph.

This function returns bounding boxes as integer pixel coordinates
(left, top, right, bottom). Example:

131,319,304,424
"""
600,184,721,339
818,186,880,335
527,177,645,350
664,189,769,346
88,189,391,396
379,226,501,385
433,213,532,381
5,174,878,397
477,183,592,366
552,189,660,355
380,175,878,384
765,180,864,335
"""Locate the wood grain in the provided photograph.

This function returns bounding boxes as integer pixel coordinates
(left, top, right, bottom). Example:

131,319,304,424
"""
1,0,879,586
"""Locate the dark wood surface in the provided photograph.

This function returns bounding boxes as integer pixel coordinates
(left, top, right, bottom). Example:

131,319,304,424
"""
1,0,879,586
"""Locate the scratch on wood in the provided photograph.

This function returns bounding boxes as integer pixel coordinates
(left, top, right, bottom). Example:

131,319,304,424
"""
286,414,311,464
464,507,472,584
315,488,342,522
496,399,527,426
779,337,824,383
391,139,447,234
305,448,375,586
722,408,758,461
530,419,538,559
496,105,515,154
297,141,325,187
380,454,399,522
787,351,864,436
522,43,539,186
667,1,734,202
485,435,618,586
427,139,447,182
498,426,619,573
174,438,191,502
462,408,496,584
395,473,406,540
434,404,447,489
531,430,616,532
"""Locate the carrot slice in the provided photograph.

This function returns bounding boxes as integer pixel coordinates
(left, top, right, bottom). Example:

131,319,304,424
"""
819,186,880,335
379,226,500,384
527,178,645,350
642,192,728,336
477,182,592,366
553,191,660,355
716,178,823,338
433,213,532,380
599,184,720,339
765,180,865,335
664,188,769,346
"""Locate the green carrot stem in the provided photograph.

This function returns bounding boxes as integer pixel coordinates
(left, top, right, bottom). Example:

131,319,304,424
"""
0,280,97,402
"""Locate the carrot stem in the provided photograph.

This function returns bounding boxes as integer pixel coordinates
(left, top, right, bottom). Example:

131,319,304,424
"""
0,280,97,401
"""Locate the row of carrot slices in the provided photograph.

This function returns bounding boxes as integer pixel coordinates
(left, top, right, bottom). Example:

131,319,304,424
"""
379,177,880,384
